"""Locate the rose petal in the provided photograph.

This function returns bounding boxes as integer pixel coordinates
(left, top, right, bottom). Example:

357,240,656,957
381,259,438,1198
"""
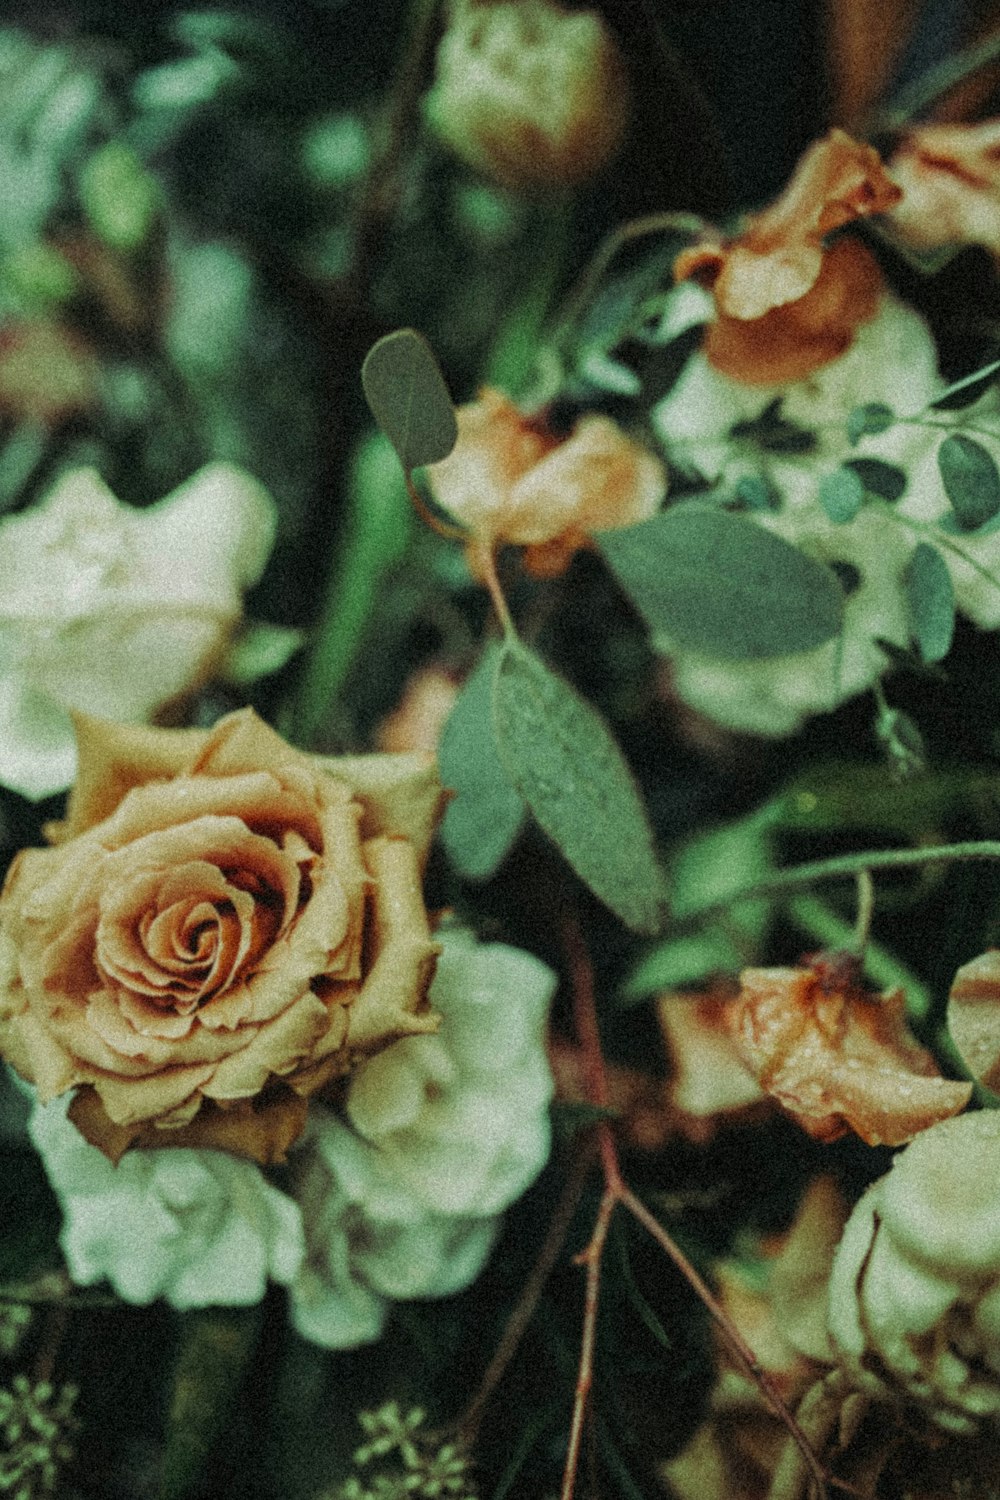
731,961,971,1145
947,948,1000,1092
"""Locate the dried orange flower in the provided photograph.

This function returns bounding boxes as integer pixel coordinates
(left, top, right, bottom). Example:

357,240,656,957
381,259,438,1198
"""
887,119,1000,257
730,956,971,1145
656,987,768,1143
0,709,444,1165
675,129,901,384
424,0,628,193
425,386,665,576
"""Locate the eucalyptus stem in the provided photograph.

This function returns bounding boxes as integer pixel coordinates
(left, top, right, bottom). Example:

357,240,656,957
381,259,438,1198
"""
689,841,1000,920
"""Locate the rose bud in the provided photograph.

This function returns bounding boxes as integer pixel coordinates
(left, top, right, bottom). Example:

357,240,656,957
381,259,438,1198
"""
425,386,665,577
0,463,279,800
0,708,445,1165
424,0,628,193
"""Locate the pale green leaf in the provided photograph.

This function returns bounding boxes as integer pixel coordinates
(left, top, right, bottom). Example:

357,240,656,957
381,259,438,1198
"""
492,641,668,934
598,505,843,659
439,644,525,880
818,466,865,523
361,328,458,473
904,542,955,663
846,402,895,444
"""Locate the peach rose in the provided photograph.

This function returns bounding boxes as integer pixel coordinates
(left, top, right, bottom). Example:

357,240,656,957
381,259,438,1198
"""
0,708,445,1164
887,119,1000,257
675,129,901,384
425,387,665,576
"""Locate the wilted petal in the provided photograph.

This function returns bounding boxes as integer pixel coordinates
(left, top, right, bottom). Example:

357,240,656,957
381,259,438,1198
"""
731,959,971,1145
947,948,1000,1092
888,119,1000,255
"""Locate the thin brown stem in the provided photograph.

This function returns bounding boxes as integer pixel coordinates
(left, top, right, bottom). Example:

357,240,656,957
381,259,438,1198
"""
560,1185,616,1500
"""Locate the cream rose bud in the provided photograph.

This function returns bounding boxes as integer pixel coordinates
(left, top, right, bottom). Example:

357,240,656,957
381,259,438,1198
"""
28,1094,304,1309
0,462,277,801
424,0,628,193
288,927,556,1349
828,1112,1000,1432
0,709,444,1166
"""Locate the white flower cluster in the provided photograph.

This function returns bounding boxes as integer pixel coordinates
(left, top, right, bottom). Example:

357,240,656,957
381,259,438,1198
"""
0,463,276,799
26,929,555,1340
289,927,555,1347
827,1111,1000,1432
653,290,1000,735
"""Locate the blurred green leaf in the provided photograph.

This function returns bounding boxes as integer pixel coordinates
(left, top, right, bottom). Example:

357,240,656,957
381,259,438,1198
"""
492,641,668,934
439,644,525,881
160,1305,263,1500
598,506,844,660
904,542,955,663
938,433,1000,531
929,357,1000,411
361,329,457,474
80,143,161,252
847,402,895,444
843,457,907,502
223,621,304,686
818,466,865,523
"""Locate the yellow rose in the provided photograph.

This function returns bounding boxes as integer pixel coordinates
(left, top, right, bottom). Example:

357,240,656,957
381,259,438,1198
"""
0,709,444,1165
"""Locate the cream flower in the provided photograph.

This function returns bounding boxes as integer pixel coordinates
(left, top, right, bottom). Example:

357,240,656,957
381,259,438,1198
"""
0,463,277,800
887,119,1000,258
28,1093,304,1309
288,927,556,1348
828,1111,1000,1432
424,0,627,193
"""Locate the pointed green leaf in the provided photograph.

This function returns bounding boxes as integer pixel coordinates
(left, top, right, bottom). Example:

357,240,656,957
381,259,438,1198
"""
361,328,457,473
846,402,895,444
597,506,843,660
938,433,1000,531
439,644,525,880
818,466,865,523
160,1306,263,1500
930,357,1000,411
492,641,667,934
843,457,907,502
904,542,955,663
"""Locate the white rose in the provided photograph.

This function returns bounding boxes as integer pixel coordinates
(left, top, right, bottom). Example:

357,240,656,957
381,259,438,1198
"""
28,1094,304,1309
0,462,276,800
828,1111,1000,1432
651,296,943,735
288,927,556,1349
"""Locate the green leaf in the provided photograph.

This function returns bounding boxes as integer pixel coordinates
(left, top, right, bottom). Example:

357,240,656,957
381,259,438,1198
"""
938,433,1000,531
598,506,844,659
79,143,161,252
492,641,668,934
818,466,865,523
930,357,1000,411
843,457,907,502
730,398,816,454
361,328,457,473
847,402,895,444
160,1306,263,1500
904,542,955,663
439,644,525,880
733,474,781,511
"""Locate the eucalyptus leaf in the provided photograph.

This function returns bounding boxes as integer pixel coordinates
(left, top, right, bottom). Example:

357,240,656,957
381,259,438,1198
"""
492,641,667,934
846,402,895,444
843,457,907,502
598,506,843,659
160,1306,263,1500
930,356,1000,411
818,466,865,523
439,644,525,881
361,328,458,473
904,542,955,663
938,433,1000,531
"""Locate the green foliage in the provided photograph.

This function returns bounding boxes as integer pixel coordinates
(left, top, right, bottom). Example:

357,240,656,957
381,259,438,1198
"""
847,402,895,444
938,433,1000,532
491,640,668,934
842,457,907,502
818,465,865,523
905,542,956,663
598,505,844,659
361,329,458,475
929,356,1000,411
729,398,817,454
438,644,525,881
79,142,161,252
